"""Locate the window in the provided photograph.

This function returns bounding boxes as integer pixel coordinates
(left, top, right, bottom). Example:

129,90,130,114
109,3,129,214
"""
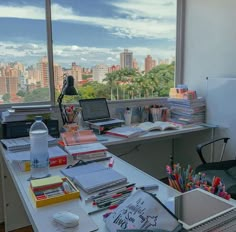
0,1,51,105
0,0,179,105
51,0,177,101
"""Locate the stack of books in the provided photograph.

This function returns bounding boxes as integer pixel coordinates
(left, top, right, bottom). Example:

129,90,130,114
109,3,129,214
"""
60,130,97,146
65,142,108,161
167,97,206,125
1,105,53,123
6,145,68,172
61,162,127,194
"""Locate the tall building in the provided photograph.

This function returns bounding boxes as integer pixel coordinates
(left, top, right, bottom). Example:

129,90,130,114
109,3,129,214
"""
132,58,139,70
145,55,156,73
37,56,49,88
93,64,108,83
54,63,63,91
120,49,133,69
71,62,82,87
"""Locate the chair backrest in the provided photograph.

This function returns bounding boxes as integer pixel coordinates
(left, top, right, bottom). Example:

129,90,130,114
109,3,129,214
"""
196,137,230,164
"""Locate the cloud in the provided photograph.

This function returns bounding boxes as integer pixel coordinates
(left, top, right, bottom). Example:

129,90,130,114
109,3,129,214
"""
0,1,176,40
0,41,175,68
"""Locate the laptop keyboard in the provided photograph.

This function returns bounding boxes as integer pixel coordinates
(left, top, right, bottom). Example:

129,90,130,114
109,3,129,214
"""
89,118,113,123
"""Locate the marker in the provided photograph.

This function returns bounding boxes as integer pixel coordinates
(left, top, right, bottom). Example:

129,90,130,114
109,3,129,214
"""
85,183,135,202
108,158,114,168
93,187,134,204
136,184,159,191
88,204,119,215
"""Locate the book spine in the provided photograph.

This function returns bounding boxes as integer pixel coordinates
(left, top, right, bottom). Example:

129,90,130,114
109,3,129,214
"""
18,155,67,172
71,150,107,156
50,155,67,167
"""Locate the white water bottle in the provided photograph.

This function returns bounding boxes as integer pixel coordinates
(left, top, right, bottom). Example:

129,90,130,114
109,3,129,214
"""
30,116,50,179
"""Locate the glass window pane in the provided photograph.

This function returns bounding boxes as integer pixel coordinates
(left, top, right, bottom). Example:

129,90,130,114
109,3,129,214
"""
52,0,177,100
0,1,50,105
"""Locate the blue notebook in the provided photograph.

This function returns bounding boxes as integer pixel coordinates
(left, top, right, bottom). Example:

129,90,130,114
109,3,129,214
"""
61,162,127,193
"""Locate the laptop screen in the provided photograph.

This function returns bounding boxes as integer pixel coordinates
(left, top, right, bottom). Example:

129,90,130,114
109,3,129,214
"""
79,98,111,121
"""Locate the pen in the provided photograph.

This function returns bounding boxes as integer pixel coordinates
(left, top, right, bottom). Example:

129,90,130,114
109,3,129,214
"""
66,156,112,169
94,189,133,204
136,184,159,191
85,183,135,202
93,187,134,203
96,193,131,208
88,203,119,215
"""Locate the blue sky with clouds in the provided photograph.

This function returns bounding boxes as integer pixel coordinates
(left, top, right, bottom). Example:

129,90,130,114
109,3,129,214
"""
0,0,176,69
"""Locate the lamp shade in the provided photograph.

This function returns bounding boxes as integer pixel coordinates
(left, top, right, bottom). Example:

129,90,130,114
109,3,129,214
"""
62,75,77,95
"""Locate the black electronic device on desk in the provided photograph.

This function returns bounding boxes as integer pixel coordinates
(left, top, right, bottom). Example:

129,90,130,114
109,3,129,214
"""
0,119,59,139
79,98,124,134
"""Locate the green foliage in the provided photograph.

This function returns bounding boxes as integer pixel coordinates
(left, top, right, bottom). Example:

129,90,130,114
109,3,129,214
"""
82,74,92,80
21,64,174,103
24,88,50,102
2,93,10,103
17,90,26,97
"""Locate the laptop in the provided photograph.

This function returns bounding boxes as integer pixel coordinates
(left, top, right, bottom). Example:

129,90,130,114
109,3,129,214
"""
79,98,124,133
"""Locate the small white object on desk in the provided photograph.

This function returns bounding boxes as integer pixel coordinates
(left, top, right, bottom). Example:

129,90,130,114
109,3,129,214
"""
124,107,132,126
53,211,79,228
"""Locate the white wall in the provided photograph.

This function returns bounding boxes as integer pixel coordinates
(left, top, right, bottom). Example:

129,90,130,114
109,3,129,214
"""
183,0,236,96
182,0,236,160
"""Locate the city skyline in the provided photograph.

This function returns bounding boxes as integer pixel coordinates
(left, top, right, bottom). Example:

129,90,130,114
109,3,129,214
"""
0,0,176,69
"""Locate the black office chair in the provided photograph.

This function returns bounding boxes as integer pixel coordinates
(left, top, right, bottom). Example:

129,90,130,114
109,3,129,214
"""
195,137,236,199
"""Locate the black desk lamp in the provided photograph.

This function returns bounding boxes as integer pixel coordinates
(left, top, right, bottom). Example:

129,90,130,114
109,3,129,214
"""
57,75,78,125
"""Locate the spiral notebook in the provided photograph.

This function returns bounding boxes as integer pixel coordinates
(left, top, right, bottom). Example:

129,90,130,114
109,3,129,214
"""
61,162,127,193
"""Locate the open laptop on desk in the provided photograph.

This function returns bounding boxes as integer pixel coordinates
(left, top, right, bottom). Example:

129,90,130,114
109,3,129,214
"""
79,98,124,134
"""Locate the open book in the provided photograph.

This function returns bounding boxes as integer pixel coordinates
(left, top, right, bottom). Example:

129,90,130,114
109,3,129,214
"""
137,121,179,132
105,126,147,138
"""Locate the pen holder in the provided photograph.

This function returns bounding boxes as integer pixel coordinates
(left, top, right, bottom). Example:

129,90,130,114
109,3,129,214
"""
124,108,132,126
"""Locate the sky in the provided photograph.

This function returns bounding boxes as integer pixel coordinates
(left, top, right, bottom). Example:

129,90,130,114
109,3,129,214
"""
0,0,176,69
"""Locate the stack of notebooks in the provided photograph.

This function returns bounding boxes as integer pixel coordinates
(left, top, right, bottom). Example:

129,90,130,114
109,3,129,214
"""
168,97,206,125
65,142,108,161
1,135,57,152
61,162,127,194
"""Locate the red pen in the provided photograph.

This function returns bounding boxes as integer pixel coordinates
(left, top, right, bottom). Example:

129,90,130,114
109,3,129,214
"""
88,203,119,215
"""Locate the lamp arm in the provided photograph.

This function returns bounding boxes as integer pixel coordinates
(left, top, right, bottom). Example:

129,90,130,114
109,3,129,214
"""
57,93,67,125
57,77,68,125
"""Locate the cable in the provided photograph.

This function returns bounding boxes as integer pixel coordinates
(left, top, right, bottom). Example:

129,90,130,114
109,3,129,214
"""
117,144,142,158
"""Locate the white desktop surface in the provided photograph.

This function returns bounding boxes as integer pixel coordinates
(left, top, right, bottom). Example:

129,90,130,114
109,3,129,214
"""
0,147,180,232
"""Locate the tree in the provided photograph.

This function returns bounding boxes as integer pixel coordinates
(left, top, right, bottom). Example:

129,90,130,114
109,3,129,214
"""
2,93,10,103
24,88,50,102
17,90,26,98
146,63,174,97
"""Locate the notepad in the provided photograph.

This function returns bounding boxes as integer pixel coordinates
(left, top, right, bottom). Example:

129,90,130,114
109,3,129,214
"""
30,176,63,191
61,163,127,193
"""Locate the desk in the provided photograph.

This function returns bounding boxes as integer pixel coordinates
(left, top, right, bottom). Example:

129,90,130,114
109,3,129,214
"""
0,147,180,232
99,125,210,167
0,125,210,231
99,125,208,146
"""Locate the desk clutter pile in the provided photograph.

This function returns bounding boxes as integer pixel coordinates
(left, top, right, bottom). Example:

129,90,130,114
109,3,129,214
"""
168,85,206,125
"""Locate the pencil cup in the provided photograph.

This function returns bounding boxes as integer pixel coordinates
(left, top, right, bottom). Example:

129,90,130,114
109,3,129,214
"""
124,108,132,126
